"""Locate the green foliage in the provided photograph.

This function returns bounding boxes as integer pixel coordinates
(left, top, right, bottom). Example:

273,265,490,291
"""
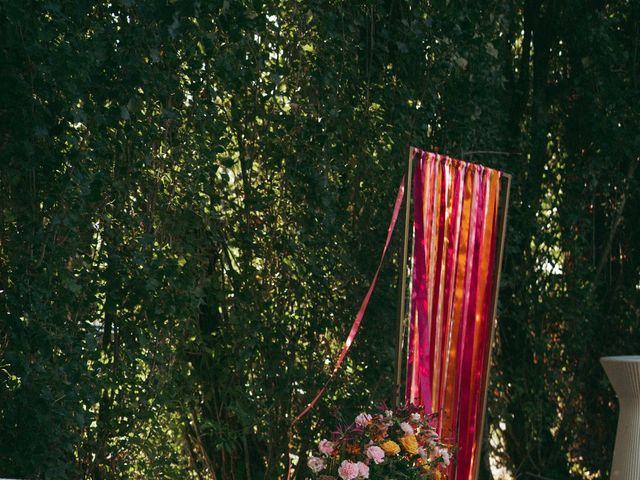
0,1,638,479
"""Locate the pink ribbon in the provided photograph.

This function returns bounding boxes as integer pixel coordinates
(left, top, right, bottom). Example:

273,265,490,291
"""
287,174,406,480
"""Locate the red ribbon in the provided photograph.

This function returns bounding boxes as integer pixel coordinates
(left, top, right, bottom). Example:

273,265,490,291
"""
286,175,406,480
406,151,427,404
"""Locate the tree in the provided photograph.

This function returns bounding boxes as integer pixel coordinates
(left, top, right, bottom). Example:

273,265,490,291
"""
1,1,638,478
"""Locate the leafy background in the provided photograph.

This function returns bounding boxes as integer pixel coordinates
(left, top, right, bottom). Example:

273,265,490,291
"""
1,0,639,479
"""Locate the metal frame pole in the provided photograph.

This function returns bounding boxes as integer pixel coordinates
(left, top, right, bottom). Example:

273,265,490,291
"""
394,147,416,407
472,173,511,480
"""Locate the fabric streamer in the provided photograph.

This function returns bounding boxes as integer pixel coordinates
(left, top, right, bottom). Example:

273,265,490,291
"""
287,175,406,480
406,150,502,480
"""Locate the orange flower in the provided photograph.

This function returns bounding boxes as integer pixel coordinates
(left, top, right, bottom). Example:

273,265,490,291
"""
398,434,419,455
381,440,401,456
345,443,362,455
369,423,389,442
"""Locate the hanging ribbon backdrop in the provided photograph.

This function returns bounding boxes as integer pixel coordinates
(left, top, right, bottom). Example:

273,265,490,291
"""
287,148,508,480
405,150,504,480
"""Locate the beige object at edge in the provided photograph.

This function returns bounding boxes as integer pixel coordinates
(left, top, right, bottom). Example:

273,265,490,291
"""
601,356,640,480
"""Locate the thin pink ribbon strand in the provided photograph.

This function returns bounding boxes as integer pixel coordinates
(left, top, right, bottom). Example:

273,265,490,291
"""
286,174,406,480
407,151,427,404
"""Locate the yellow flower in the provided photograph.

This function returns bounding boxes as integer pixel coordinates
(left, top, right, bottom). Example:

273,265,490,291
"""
381,440,401,456
398,434,419,455
415,458,431,474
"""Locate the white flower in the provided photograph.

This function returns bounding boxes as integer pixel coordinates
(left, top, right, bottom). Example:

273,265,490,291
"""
307,456,326,473
417,446,428,459
410,412,421,422
427,430,439,446
355,412,372,428
385,410,393,418
440,448,450,466
432,446,450,467
400,422,414,435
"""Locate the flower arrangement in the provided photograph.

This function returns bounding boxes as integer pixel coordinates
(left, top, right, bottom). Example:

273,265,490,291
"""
307,404,453,480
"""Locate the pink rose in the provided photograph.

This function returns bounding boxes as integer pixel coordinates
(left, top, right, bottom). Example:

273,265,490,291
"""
357,461,369,479
337,460,359,480
366,445,385,464
355,413,372,428
319,439,334,456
